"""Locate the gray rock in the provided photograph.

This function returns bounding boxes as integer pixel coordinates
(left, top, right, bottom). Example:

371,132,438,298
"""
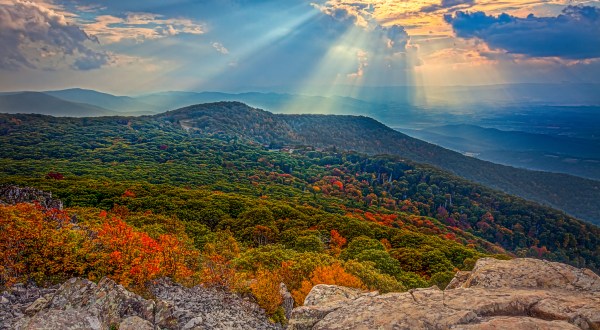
0,282,58,330
14,309,101,330
446,271,471,290
0,185,63,210
24,294,51,316
119,316,154,330
149,277,281,330
280,282,294,320
12,277,156,329
183,316,204,329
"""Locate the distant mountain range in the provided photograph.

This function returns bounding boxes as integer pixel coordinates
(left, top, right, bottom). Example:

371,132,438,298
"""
0,92,118,117
44,88,161,114
400,124,600,181
0,88,382,118
323,83,600,106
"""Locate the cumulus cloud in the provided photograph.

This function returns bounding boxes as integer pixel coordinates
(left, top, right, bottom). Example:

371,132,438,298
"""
421,0,475,13
311,2,421,83
85,12,205,43
445,5,600,59
212,42,229,54
348,49,368,78
0,1,111,70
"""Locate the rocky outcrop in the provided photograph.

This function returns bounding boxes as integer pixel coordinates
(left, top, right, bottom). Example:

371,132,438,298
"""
13,277,170,330
5,277,280,330
5,258,598,329
0,185,63,210
288,258,600,330
148,278,281,330
0,283,58,330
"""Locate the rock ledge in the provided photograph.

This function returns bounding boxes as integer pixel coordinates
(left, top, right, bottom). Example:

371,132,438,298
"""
288,258,600,330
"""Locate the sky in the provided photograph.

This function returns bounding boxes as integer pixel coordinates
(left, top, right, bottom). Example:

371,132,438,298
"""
1,0,599,95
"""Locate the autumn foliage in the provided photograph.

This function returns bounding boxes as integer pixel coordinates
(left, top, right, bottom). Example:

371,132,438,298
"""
329,230,347,256
250,269,283,315
0,203,83,287
291,263,366,305
0,203,198,291
92,217,197,288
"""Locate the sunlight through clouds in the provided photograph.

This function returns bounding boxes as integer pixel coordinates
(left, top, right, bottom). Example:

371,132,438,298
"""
1,0,599,92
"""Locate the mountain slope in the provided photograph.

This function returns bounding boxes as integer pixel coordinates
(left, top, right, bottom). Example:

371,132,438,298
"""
0,92,116,117
2,107,600,273
159,102,600,224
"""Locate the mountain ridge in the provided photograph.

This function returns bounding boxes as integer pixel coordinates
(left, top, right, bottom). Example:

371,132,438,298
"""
44,88,160,114
158,102,600,224
0,92,117,117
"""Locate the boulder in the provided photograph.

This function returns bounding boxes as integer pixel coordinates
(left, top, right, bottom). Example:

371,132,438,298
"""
458,258,600,291
287,285,375,330
288,258,600,330
0,185,63,210
303,284,364,307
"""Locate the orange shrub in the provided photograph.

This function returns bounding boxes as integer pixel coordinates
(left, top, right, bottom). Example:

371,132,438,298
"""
92,217,197,288
250,269,283,315
200,254,245,290
0,203,84,287
291,263,365,305
329,230,347,256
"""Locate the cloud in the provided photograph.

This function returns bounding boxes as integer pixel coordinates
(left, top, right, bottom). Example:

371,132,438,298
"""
85,12,205,44
445,5,600,59
348,49,368,78
0,1,111,70
212,42,229,54
313,1,374,28
421,0,476,13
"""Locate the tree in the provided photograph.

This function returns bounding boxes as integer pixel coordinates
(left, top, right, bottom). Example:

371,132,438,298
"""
291,263,365,305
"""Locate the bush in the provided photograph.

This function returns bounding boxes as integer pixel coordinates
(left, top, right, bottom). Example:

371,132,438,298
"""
294,235,325,253
340,236,385,260
343,260,405,293
429,271,456,289
354,249,403,277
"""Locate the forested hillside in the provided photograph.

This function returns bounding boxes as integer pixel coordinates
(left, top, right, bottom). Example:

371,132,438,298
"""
159,102,600,223
1,104,599,322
